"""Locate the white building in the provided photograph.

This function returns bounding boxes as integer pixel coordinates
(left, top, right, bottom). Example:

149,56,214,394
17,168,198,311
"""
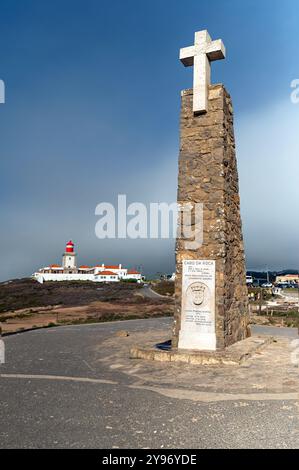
32,241,142,283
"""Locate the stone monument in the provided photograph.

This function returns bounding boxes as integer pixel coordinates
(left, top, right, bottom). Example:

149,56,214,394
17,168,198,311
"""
130,29,255,364
172,29,249,351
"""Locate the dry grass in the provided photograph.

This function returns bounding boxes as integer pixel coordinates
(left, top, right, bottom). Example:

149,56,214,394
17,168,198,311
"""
0,278,174,334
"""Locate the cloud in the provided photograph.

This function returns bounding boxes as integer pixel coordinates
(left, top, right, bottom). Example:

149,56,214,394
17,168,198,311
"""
1,95,298,281
236,97,299,270
0,144,178,281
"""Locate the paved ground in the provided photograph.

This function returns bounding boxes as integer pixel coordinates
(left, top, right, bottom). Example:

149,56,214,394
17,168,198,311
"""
140,286,168,299
0,318,299,449
281,289,299,303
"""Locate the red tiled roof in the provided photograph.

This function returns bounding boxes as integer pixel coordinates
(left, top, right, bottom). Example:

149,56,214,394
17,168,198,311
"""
79,265,91,269
127,270,140,275
50,264,61,268
104,265,119,269
99,270,117,276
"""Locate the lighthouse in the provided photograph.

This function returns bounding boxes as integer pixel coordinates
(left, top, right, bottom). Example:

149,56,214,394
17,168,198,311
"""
62,240,77,272
33,239,142,283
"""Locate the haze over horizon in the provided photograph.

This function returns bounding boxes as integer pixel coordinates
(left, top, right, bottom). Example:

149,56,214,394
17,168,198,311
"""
0,0,299,281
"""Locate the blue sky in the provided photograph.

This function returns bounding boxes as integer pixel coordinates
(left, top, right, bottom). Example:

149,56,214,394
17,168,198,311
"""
0,0,298,280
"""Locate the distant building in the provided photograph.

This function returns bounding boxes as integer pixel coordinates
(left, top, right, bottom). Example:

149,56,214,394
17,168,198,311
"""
32,241,142,283
275,274,299,285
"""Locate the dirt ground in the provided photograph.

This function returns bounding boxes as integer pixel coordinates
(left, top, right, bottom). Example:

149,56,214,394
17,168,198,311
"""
0,278,174,334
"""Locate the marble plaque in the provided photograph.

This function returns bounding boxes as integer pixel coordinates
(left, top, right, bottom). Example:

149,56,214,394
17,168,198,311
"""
178,259,216,351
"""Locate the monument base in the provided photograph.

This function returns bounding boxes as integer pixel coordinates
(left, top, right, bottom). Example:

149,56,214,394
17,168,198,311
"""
178,330,216,351
130,334,273,366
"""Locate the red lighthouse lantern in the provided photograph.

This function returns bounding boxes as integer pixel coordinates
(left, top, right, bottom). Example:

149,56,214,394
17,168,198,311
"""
65,240,74,253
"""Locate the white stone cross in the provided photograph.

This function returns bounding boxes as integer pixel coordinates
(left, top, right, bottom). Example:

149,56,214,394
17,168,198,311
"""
180,30,226,114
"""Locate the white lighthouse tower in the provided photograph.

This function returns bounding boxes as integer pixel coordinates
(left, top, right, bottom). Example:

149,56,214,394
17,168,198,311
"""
62,240,77,272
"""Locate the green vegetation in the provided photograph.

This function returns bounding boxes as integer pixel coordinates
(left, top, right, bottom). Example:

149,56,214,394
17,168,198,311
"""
257,310,299,328
0,278,143,314
0,278,174,335
150,281,174,297
247,287,276,302
259,310,299,319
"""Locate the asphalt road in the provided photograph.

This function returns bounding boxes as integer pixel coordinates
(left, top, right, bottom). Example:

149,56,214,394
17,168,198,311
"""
0,318,299,449
140,286,168,299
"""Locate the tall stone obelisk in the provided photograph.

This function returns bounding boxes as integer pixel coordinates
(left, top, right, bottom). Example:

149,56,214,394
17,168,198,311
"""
172,30,249,351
